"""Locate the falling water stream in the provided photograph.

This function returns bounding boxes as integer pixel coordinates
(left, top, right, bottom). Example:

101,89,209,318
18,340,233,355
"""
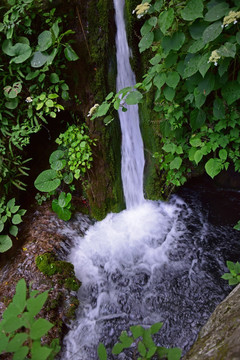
61,1,240,359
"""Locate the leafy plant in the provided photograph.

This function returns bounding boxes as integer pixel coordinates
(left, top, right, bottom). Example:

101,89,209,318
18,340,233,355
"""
222,261,240,285
34,124,95,220
0,278,60,359
0,197,26,253
97,322,182,360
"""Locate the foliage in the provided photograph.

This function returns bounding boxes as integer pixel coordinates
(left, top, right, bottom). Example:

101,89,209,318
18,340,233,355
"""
97,322,182,360
234,220,240,231
0,197,26,252
92,0,240,187
0,278,60,359
222,260,240,285
0,0,79,250
34,124,95,220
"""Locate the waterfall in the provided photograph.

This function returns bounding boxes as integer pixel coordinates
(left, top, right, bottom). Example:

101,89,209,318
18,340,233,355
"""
60,1,240,359
114,0,145,208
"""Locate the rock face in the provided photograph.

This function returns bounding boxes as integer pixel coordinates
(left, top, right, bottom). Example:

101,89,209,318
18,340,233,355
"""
184,284,240,360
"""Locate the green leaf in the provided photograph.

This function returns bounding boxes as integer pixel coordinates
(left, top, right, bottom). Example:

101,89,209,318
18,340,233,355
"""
95,102,111,117
30,318,53,340
0,235,12,252
47,48,58,66
205,158,222,178
153,73,166,90
204,2,229,22
5,333,28,352
138,341,147,356
163,86,175,101
198,53,211,77
49,150,65,164
198,72,215,96
236,32,240,45
190,109,206,131
140,21,153,36
218,42,236,58
63,172,73,184
170,157,182,170
183,55,201,79
26,70,40,80
125,90,143,105
13,278,27,313
97,343,107,360
52,200,72,221
5,98,18,109
222,272,233,280
139,32,154,53
12,214,22,225
150,322,163,334
202,21,222,43
38,30,53,51
3,317,23,332
27,291,48,317
0,332,9,353
181,0,203,21
219,149,227,161
166,72,180,89
163,143,176,153
158,8,174,35
51,20,60,39
34,169,61,192
112,342,124,355
147,346,157,358
234,221,240,231
104,115,114,125
194,149,203,164
130,325,144,339
188,39,205,53
213,98,225,119
222,82,240,105
189,21,208,40
13,346,29,360
194,88,206,108
31,341,52,360
31,51,49,68
50,73,59,84
168,347,182,360
64,44,79,61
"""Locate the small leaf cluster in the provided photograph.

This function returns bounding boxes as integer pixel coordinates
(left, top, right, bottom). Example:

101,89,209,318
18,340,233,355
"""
0,197,26,253
98,322,181,360
222,261,240,285
34,124,95,221
0,278,60,360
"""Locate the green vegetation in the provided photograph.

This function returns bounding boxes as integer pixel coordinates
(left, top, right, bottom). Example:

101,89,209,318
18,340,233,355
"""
0,279,60,360
92,0,240,189
98,322,182,360
35,252,81,291
0,0,79,251
222,261,240,286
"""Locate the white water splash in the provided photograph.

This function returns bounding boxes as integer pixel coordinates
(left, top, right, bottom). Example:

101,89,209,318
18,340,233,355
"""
114,0,145,208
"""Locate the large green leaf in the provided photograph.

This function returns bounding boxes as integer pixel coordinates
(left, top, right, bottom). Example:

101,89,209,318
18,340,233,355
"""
38,30,52,51
198,72,215,95
30,319,53,340
198,53,211,77
181,0,203,21
213,98,225,119
162,32,185,53
202,21,222,43
163,86,175,101
97,343,107,360
31,51,49,68
139,32,154,53
27,291,48,317
12,279,27,313
183,55,201,78
170,157,182,170
189,21,208,40
221,81,240,105
158,8,174,35
204,2,229,22
0,235,12,252
190,109,206,131
205,158,222,178
217,42,236,58
34,169,60,192
188,39,205,53
2,40,31,63
166,71,180,88
125,90,143,105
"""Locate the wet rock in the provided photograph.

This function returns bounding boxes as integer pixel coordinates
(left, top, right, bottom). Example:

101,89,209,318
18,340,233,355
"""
0,203,80,349
184,284,240,360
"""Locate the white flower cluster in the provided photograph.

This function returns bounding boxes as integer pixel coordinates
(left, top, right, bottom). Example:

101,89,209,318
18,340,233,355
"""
25,96,33,103
222,10,240,27
132,2,150,18
87,103,99,117
208,50,221,66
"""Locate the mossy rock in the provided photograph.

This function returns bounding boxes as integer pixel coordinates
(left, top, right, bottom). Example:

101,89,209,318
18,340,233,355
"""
35,252,81,291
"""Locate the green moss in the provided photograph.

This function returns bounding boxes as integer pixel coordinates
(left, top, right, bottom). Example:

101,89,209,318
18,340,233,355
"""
66,296,80,320
35,252,81,291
